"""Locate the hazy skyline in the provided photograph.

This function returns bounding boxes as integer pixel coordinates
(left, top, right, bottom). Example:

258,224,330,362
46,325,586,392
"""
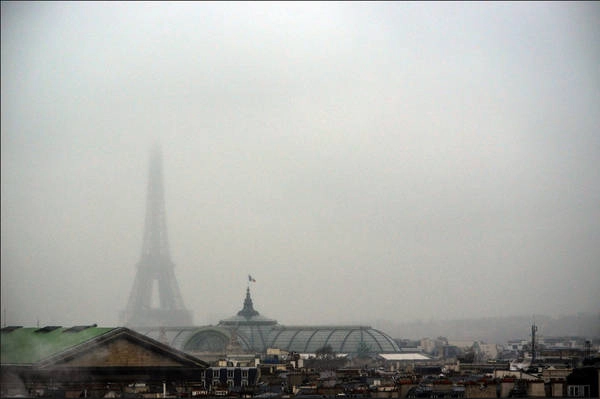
1,2,599,329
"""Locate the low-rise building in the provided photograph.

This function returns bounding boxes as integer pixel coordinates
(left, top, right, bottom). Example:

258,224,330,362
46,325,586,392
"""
566,366,600,398
202,366,259,392
1,325,208,398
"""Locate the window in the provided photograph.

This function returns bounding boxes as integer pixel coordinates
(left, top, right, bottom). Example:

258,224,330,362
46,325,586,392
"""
242,369,248,378
213,369,220,378
227,369,234,378
568,385,590,397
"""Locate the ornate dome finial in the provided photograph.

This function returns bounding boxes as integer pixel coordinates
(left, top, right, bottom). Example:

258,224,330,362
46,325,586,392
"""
237,287,259,318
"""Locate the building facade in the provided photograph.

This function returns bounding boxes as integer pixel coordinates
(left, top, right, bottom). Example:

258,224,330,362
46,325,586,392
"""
0,325,207,398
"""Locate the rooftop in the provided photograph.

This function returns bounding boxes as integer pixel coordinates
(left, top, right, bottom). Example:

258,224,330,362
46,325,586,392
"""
1,325,115,365
379,353,432,361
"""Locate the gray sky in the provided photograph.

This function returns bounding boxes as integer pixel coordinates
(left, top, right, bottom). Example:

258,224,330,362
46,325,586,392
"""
2,1,599,329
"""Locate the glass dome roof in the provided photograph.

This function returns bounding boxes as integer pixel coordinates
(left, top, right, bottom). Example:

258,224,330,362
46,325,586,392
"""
137,288,401,355
267,326,400,354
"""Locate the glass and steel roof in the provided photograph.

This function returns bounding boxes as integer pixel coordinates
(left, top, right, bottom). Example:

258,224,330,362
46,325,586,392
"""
267,326,400,354
136,288,402,355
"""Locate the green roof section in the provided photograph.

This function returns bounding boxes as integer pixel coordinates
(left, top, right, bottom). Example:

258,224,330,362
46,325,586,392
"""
1,326,116,365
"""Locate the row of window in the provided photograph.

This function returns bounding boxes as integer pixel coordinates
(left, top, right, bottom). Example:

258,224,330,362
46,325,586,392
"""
198,367,257,389
204,369,250,378
211,380,249,388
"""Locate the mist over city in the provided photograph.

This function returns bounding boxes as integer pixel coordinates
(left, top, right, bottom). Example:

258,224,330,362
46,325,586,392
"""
2,1,599,336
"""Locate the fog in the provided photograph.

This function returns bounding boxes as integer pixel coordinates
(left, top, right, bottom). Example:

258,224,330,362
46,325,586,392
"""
1,2,599,329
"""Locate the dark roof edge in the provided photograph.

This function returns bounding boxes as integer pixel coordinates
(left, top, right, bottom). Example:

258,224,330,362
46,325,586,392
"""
36,327,208,369
271,325,373,329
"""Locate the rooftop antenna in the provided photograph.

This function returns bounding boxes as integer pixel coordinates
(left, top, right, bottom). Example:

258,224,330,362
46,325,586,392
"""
584,340,592,359
531,316,538,364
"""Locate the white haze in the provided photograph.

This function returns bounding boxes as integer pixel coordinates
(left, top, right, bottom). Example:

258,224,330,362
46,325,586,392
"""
1,2,599,328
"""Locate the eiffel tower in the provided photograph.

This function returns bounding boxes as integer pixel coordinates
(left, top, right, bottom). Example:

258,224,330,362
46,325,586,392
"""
121,146,193,327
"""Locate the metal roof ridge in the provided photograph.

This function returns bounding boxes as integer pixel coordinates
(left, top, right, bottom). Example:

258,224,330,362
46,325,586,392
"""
35,327,121,367
272,325,373,329
104,327,209,367
36,327,208,368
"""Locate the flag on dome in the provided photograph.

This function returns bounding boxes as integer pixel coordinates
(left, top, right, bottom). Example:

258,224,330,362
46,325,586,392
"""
248,275,256,283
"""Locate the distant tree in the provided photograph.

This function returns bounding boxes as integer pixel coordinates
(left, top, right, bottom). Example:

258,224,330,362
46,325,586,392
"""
356,341,372,359
457,349,475,363
315,344,335,360
307,345,347,370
